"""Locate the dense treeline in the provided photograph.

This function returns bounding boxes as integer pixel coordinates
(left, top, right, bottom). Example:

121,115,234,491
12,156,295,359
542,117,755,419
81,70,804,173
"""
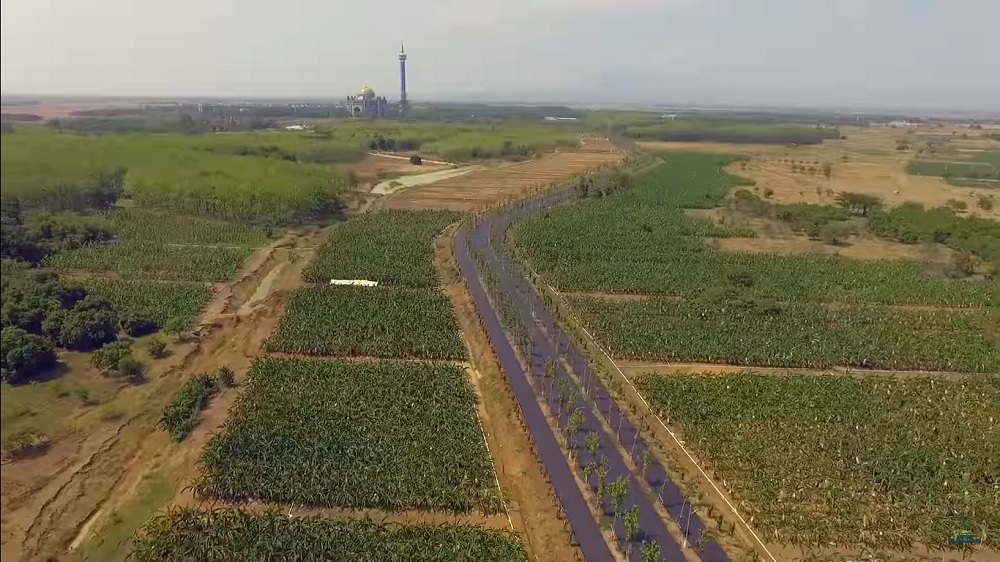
869,203,1000,271
0,267,157,384
1,201,113,265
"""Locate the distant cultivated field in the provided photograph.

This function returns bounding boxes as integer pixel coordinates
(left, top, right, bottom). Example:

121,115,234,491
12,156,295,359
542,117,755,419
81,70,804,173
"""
383,138,622,211
639,126,1000,219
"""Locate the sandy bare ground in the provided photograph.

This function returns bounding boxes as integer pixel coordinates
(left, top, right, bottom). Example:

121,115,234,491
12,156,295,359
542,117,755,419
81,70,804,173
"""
382,137,622,211
371,167,476,195
0,100,141,120
344,153,451,184
708,231,956,262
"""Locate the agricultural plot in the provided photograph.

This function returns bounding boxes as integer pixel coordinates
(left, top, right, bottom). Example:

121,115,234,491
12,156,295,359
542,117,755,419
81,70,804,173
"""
80,279,212,329
303,210,461,286
1,128,352,224
265,286,466,360
42,209,270,282
516,154,998,306
196,358,498,512
568,295,999,372
638,373,998,550
383,142,622,211
132,509,528,562
45,242,254,282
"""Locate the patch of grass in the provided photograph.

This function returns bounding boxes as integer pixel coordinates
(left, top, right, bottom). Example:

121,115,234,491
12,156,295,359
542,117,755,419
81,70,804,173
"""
77,471,177,562
81,279,213,328
158,374,219,442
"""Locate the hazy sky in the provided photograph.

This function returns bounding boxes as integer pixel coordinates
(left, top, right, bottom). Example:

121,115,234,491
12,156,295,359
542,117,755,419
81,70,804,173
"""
2,0,998,111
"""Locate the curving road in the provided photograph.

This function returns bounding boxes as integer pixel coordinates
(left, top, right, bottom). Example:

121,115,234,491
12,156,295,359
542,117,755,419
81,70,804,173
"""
455,178,730,561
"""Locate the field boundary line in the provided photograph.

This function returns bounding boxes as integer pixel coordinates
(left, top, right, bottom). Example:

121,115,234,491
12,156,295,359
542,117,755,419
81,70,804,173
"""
527,265,778,562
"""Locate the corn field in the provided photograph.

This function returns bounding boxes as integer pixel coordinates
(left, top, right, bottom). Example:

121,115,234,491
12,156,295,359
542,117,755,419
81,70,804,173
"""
46,242,254,282
266,286,466,360
130,508,529,561
638,373,999,549
195,358,500,512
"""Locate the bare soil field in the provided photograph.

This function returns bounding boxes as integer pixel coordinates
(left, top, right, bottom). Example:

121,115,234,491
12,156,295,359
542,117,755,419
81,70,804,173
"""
383,138,622,211
0,100,141,120
710,231,956,262
640,126,1000,220
344,153,450,185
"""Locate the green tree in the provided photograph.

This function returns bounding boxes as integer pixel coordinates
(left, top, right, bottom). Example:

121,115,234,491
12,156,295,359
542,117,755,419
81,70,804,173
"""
819,221,853,245
587,432,601,459
836,192,883,217
596,456,610,507
568,409,584,448
624,506,641,557
1,326,57,384
609,476,630,518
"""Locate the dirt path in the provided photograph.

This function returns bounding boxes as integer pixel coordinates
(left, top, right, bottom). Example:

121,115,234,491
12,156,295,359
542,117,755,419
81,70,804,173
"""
371,166,475,195
2,229,325,562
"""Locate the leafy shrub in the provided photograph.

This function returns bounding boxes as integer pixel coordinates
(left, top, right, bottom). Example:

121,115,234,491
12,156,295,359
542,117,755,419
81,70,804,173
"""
118,312,157,337
836,192,883,217
947,199,968,211
819,222,854,245
1,326,57,384
216,366,235,387
978,196,994,211
146,337,167,358
90,341,133,371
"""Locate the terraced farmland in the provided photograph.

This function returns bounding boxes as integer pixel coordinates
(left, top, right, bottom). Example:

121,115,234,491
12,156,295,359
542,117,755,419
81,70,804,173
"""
265,286,466,360
638,373,999,549
132,509,529,562
196,358,499,512
303,209,461,286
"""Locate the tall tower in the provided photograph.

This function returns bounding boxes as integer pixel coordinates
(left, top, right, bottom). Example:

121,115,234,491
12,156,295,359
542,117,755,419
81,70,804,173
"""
398,43,408,114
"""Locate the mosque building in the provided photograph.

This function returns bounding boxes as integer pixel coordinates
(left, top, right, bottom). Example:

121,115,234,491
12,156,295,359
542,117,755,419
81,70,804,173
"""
346,44,408,118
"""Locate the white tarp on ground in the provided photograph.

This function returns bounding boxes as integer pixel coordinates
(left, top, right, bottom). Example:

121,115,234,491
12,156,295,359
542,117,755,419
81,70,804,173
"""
329,279,379,287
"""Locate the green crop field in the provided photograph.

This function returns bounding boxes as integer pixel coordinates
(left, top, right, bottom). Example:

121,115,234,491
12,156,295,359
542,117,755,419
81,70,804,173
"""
1,128,352,224
196,358,498,512
265,286,465,360
907,159,998,180
45,242,254,282
40,209,270,282
638,373,998,549
80,279,213,329
569,295,999,372
303,210,461,286
516,154,997,307
516,153,998,372
132,509,528,562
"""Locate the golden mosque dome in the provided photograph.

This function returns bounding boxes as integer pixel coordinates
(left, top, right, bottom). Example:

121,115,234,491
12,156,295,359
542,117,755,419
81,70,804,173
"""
359,86,376,99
